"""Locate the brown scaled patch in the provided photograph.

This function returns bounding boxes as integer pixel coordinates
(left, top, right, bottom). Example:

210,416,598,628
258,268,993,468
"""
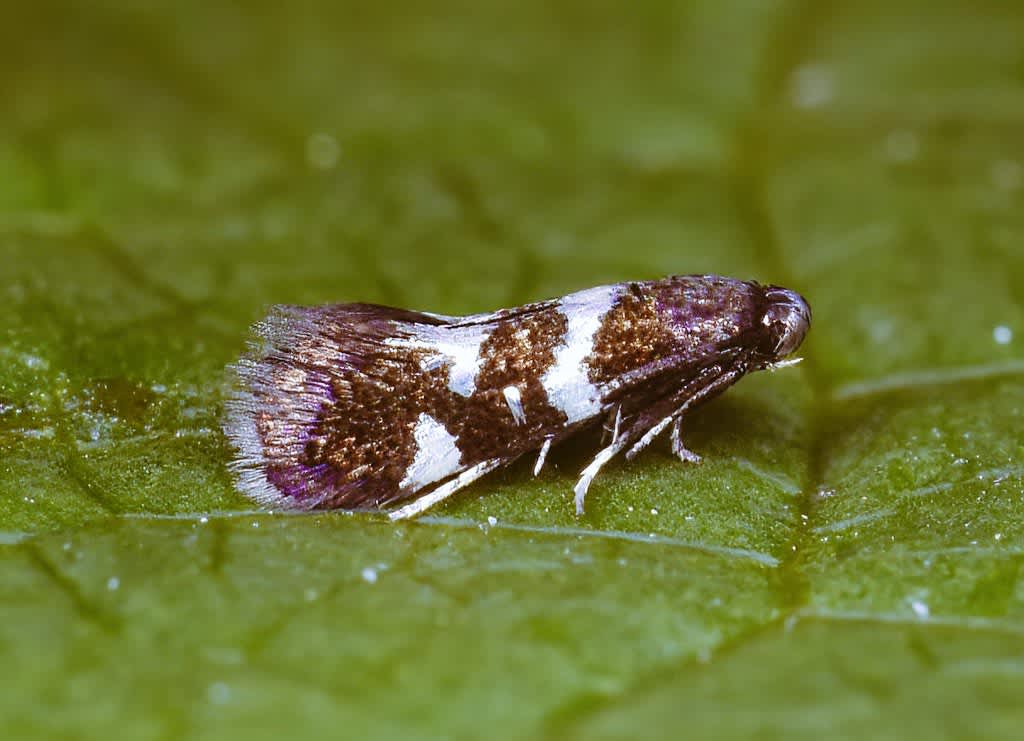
304,307,577,507
447,308,570,461
588,291,678,386
312,345,451,507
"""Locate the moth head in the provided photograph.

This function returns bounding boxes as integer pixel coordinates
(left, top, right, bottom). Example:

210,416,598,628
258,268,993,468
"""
759,287,811,363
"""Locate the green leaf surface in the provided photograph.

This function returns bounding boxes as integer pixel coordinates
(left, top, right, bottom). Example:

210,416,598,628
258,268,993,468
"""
2,0,1023,738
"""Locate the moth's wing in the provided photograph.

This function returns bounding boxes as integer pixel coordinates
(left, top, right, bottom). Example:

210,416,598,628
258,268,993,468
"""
449,297,562,328
223,303,457,511
371,298,568,506
599,344,747,422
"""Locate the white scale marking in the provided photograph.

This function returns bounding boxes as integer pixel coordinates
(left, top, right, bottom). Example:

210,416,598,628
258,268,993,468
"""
503,385,526,425
400,413,463,491
540,285,621,424
387,325,491,397
391,285,621,519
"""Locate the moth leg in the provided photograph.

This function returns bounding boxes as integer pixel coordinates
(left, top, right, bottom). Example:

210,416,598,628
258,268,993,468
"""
670,417,702,464
389,459,505,521
624,365,745,462
576,384,702,514
600,404,622,445
576,408,681,515
573,434,633,516
574,365,745,516
600,404,621,445
623,413,677,461
533,436,553,476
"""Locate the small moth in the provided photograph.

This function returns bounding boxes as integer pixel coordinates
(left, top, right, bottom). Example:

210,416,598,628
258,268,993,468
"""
223,275,810,520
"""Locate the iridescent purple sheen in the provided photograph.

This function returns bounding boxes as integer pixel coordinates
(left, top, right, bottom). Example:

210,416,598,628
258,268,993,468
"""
223,275,810,515
651,275,762,357
649,275,809,370
266,462,364,508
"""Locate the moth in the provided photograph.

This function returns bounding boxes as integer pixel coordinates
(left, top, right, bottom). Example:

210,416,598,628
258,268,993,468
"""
223,275,810,520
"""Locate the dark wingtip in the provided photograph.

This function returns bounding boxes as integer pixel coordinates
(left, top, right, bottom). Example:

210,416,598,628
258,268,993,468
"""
221,307,343,510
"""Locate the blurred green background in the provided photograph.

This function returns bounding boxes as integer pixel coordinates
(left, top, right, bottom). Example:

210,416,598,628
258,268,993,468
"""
2,1,1024,738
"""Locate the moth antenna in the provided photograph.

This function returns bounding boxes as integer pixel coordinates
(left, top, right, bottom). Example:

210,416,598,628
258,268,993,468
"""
765,356,803,372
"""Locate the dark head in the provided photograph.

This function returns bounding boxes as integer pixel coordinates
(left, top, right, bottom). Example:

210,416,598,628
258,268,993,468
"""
643,275,810,371
757,286,811,365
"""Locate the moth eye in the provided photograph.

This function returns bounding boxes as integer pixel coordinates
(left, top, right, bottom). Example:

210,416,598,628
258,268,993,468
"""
762,288,811,359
